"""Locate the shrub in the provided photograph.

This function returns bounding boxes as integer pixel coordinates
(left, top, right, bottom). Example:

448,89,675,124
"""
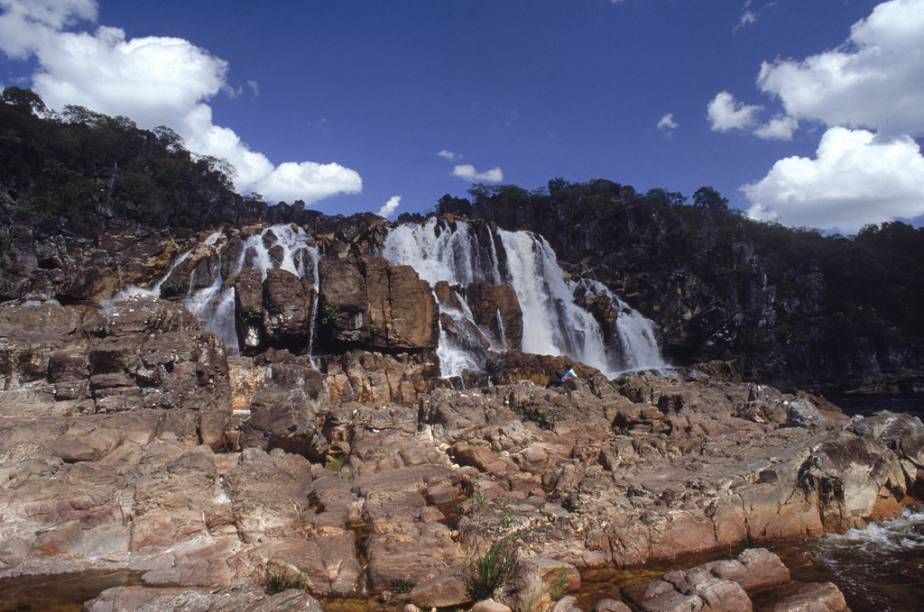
465,531,520,601
265,566,308,594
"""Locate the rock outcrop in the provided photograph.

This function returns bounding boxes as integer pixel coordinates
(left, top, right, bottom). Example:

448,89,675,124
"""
622,549,846,612
0,296,230,446
318,255,438,352
465,282,523,351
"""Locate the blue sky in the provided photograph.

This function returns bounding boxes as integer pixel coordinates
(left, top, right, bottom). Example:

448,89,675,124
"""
2,0,923,231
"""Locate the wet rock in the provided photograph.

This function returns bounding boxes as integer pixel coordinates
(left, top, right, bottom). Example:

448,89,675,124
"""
763,581,848,612
799,431,909,530
466,282,523,350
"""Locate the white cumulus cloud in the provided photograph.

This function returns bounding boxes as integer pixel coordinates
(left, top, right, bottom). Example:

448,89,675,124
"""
707,91,762,132
656,113,678,131
0,0,361,205
437,149,458,161
452,164,504,184
756,0,924,137
753,115,799,141
743,127,924,232
377,195,401,218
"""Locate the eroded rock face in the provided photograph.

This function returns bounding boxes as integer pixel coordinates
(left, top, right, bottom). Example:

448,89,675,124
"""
466,282,524,351
234,267,265,352
319,256,438,352
0,297,230,444
262,269,316,351
238,363,328,460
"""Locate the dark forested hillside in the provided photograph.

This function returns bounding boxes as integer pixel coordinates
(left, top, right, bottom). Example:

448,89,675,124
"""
0,87,250,231
432,181,924,392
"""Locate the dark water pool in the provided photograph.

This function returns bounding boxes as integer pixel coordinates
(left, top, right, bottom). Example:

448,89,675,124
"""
825,393,924,419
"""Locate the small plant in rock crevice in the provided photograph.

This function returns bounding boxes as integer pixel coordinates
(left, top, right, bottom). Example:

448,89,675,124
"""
464,496,525,601
319,303,341,326
465,530,521,602
550,569,569,601
265,566,309,593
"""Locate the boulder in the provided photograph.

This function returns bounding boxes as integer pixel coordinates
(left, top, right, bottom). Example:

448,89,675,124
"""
319,256,438,351
551,595,582,612
763,582,849,612
410,574,470,608
472,600,514,612
365,257,438,350
500,557,581,612
725,548,791,591
238,364,328,460
234,267,265,352
262,268,315,350
593,600,631,612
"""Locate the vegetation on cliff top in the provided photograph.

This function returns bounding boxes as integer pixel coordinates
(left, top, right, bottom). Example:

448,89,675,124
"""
0,87,240,229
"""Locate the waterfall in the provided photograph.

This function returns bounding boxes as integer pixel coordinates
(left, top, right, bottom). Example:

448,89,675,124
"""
382,217,501,286
108,225,320,358
570,278,667,372
185,225,320,355
497,229,611,373
383,218,667,378
383,218,503,377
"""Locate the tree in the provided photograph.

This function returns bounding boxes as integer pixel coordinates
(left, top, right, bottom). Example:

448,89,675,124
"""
436,194,472,217
548,177,570,194
1,87,47,115
692,186,729,212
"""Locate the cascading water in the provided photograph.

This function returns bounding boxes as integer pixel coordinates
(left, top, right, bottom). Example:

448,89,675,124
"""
570,278,667,372
382,217,502,286
186,225,320,355
497,229,611,373
383,218,504,377
109,225,320,357
383,217,667,378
